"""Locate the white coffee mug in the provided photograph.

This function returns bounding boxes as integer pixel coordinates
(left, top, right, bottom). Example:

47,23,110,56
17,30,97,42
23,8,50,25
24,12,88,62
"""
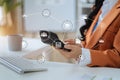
7,34,27,51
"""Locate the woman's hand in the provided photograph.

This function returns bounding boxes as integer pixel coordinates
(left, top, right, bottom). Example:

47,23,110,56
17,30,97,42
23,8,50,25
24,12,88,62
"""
64,39,76,45
64,39,82,47
56,44,82,59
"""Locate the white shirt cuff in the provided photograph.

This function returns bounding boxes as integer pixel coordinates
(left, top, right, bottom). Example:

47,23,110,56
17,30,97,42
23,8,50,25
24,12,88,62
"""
78,48,91,66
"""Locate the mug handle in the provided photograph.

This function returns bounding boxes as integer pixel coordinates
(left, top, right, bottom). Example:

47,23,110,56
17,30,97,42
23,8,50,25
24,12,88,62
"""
22,40,28,49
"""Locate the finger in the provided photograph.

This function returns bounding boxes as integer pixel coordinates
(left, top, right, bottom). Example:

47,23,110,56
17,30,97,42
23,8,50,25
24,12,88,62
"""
64,39,74,42
57,48,70,54
56,48,72,58
64,39,75,44
64,45,75,50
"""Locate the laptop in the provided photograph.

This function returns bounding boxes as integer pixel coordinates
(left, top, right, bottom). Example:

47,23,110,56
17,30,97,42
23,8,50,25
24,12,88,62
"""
0,56,47,74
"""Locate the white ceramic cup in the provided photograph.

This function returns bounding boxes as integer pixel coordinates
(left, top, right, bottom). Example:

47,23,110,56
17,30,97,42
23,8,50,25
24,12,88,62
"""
7,34,27,51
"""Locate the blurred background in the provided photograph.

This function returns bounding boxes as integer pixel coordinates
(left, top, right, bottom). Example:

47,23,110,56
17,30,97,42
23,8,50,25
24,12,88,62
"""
0,0,95,63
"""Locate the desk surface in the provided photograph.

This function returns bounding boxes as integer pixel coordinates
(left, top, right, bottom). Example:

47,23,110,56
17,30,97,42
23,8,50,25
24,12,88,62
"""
0,61,120,80
0,37,120,80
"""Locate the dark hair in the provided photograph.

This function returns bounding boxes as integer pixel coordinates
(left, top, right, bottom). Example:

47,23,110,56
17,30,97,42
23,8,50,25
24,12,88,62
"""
79,0,104,41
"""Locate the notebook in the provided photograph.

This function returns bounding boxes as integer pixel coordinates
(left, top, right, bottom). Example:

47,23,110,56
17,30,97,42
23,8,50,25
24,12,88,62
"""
0,56,47,74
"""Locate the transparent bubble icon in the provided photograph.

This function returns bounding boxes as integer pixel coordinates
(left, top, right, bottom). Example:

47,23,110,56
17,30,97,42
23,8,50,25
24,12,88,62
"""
42,9,51,17
62,20,73,31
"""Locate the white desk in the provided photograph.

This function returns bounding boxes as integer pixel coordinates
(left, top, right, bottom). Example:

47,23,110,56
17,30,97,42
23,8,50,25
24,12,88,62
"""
0,37,120,80
0,61,120,80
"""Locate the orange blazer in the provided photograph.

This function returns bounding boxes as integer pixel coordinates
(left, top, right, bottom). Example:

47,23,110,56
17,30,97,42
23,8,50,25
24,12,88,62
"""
82,0,120,68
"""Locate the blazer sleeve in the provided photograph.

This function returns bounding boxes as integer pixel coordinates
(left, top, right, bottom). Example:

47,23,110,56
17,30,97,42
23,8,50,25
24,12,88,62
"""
88,29,120,68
